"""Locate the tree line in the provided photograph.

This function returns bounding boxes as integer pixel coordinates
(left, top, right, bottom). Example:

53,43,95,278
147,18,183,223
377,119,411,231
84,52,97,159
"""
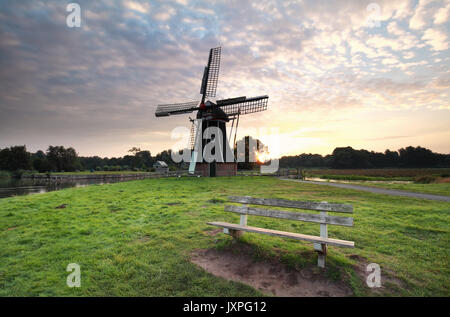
0,145,180,173
280,146,450,169
1,143,449,174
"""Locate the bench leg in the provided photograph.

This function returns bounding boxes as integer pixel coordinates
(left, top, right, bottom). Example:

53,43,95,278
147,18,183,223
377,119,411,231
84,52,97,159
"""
223,228,242,238
224,213,247,239
314,209,328,268
317,244,327,268
318,253,326,268
229,229,242,238
230,207,248,239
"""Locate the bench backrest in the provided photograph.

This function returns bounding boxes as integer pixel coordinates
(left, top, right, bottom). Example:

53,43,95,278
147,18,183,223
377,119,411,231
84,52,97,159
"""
225,196,353,227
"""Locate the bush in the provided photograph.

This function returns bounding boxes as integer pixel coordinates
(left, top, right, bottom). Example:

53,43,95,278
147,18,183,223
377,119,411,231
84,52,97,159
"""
414,176,436,184
11,169,25,178
0,171,11,178
21,170,38,177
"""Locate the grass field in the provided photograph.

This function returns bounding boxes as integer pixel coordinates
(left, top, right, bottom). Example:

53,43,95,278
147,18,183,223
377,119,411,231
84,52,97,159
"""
0,177,449,296
302,168,450,196
305,168,450,181
342,182,450,197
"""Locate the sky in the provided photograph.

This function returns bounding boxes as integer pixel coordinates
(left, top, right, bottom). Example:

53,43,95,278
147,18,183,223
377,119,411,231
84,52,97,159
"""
0,0,449,158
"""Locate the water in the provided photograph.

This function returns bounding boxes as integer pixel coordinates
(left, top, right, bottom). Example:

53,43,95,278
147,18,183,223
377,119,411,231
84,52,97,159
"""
0,177,132,199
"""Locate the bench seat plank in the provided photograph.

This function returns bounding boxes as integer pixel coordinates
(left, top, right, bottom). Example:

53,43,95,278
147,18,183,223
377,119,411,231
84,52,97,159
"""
224,205,353,227
207,221,355,248
228,196,353,213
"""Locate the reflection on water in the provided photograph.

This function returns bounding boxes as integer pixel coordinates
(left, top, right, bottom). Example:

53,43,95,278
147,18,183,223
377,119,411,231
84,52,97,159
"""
0,177,131,199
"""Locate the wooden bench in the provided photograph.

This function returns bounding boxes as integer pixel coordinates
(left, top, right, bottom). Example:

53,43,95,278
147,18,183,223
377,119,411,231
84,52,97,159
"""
207,196,355,268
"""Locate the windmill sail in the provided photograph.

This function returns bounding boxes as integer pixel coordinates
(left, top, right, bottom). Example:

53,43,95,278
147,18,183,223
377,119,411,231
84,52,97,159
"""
216,95,268,116
188,119,202,174
155,101,200,117
200,47,221,99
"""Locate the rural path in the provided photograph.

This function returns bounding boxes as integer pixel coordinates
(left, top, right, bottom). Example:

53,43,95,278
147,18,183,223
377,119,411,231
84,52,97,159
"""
280,178,450,202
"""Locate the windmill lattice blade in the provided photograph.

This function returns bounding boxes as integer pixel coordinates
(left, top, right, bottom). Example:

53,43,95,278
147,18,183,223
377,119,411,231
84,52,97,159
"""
155,101,200,117
205,47,221,98
217,95,268,116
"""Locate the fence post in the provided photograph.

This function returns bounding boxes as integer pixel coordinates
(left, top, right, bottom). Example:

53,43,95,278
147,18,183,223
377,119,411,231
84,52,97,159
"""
314,201,328,268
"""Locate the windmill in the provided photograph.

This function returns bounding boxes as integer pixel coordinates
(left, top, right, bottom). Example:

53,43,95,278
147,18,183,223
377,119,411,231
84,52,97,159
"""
155,47,268,177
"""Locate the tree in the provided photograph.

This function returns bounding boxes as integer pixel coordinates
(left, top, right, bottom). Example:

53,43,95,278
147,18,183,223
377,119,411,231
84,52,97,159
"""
46,146,79,172
0,146,31,171
136,150,152,168
79,156,105,170
128,147,141,156
32,150,52,172
384,149,399,167
0,148,10,170
398,146,438,167
331,147,355,169
331,147,372,169
155,150,172,165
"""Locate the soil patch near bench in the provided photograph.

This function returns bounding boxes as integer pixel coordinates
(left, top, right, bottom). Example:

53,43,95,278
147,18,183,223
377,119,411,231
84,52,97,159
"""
349,254,406,295
191,248,352,297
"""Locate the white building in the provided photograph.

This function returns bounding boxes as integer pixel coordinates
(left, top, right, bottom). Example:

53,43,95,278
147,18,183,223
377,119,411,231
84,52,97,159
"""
153,161,169,174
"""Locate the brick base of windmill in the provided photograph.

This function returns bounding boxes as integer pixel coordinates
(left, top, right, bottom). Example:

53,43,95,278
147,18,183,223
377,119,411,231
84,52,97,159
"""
195,163,237,177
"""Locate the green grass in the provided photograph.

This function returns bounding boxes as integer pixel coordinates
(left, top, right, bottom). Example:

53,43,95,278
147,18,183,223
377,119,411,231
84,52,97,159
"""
0,177,449,296
303,168,450,181
343,181,450,197
30,171,150,176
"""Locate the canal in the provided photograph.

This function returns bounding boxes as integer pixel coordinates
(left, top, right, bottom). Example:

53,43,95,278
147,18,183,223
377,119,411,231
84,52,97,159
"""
0,177,134,199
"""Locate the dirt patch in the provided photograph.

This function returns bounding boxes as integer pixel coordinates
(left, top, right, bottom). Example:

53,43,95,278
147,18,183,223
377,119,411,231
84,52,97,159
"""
204,228,223,236
349,254,406,294
191,248,352,297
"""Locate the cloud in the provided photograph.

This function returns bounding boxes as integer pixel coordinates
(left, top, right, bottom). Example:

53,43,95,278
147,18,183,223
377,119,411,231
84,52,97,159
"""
175,0,189,5
0,0,449,156
434,2,450,24
409,0,433,29
123,0,150,14
153,6,176,21
422,28,448,50
366,135,411,141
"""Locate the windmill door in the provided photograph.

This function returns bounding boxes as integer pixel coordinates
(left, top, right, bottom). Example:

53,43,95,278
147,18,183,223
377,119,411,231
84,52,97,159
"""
210,162,216,177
